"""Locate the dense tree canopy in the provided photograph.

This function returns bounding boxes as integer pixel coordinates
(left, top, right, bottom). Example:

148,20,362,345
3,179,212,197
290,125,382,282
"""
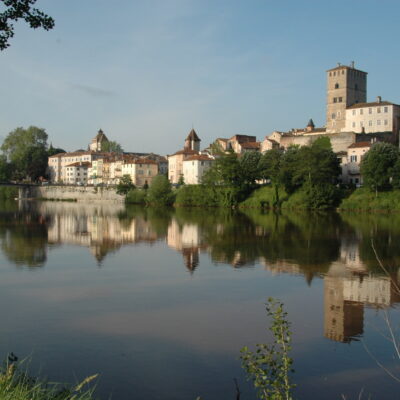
361,142,399,193
1,126,49,181
116,174,135,195
0,0,54,50
147,175,174,206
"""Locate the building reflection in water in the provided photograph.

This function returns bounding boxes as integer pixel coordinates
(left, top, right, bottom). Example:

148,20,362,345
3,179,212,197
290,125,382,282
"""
167,219,205,273
39,202,161,264
8,202,400,343
325,237,400,343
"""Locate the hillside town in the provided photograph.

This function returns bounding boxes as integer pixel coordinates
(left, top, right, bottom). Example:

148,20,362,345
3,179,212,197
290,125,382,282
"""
47,62,400,188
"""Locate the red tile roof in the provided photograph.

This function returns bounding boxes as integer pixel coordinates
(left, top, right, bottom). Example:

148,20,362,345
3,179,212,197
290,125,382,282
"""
348,141,372,149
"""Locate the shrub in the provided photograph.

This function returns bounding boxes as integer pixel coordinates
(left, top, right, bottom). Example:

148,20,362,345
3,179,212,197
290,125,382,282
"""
126,188,146,204
146,175,175,206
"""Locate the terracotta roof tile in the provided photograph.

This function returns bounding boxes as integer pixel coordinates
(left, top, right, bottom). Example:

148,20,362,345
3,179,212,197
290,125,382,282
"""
348,141,372,149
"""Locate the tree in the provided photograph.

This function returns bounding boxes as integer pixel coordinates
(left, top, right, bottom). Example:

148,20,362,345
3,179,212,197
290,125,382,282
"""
239,151,261,188
116,174,135,195
361,142,399,195
202,151,242,187
279,145,302,194
1,126,48,181
259,148,284,206
0,155,11,181
177,174,185,186
0,0,54,50
146,175,174,206
101,140,123,154
294,139,341,187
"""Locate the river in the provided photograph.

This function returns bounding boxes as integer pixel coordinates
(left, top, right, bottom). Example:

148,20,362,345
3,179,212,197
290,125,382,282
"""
0,200,399,399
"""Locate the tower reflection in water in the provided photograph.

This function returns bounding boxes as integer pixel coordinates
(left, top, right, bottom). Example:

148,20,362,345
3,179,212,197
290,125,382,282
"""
6,201,400,343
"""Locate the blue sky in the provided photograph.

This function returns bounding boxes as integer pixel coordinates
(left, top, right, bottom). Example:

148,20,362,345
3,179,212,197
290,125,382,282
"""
1,0,400,155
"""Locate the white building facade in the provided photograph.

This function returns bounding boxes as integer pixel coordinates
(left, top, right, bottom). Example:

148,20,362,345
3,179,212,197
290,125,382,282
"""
182,155,214,184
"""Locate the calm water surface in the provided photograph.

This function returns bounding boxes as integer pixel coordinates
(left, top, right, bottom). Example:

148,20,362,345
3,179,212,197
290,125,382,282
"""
1,200,400,399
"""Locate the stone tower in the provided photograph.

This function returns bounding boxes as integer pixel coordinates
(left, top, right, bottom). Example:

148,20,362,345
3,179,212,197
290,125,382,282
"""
184,129,201,152
326,62,367,133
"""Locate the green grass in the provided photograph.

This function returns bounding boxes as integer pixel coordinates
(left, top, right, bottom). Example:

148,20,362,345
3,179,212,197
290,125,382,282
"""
0,360,97,400
239,186,287,209
339,188,400,211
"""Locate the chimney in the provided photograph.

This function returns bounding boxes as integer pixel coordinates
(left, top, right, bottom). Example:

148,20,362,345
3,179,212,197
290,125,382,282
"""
377,96,382,103
337,62,341,67
351,61,355,69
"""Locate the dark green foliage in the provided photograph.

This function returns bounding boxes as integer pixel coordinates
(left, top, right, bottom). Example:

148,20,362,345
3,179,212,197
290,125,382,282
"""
284,182,342,209
259,148,284,206
294,139,341,187
279,146,301,194
177,174,185,186
116,175,135,195
0,155,12,181
202,151,242,187
239,151,262,187
146,175,175,206
241,298,295,400
125,188,146,204
175,184,242,207
1,126,49,181
101,140,123,153
0,0,55,50
361,142,399,193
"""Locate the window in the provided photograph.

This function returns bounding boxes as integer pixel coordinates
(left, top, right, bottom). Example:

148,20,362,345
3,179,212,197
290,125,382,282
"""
369,108,372,114
384,119,388,125
338,97,342,102
342,70,344,75
331,113,336,119
360,109,363,115
377,120,381,125
360,121,364,127
352,122,356,128
337,111,341,117
350,155,358,162
384,106,388,113
369,120,372,126
335,83,339,89
333,97,337,103
352,110,356,115
377,107,381,113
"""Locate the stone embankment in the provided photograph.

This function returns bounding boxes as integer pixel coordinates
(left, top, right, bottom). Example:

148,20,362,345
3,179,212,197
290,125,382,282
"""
20,185,124,202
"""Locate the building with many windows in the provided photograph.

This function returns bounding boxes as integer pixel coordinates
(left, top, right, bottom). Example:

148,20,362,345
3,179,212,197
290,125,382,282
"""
344,97,400,135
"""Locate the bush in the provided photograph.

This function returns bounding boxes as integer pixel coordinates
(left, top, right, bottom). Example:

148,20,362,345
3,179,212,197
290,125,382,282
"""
174,185,242,207
146,175,175,206
282,183,342,210
126,188,146,204
240,186,287,209
339,188,400,211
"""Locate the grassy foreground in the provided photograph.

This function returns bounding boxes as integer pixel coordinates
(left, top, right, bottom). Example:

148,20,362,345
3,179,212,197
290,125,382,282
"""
0,358,97,400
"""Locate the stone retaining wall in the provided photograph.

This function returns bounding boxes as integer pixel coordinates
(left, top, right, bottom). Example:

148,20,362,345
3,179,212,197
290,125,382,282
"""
20,185,124,202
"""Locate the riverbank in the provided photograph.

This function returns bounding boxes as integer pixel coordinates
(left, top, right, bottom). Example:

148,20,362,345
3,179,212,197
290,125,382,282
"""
0,359,96,400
